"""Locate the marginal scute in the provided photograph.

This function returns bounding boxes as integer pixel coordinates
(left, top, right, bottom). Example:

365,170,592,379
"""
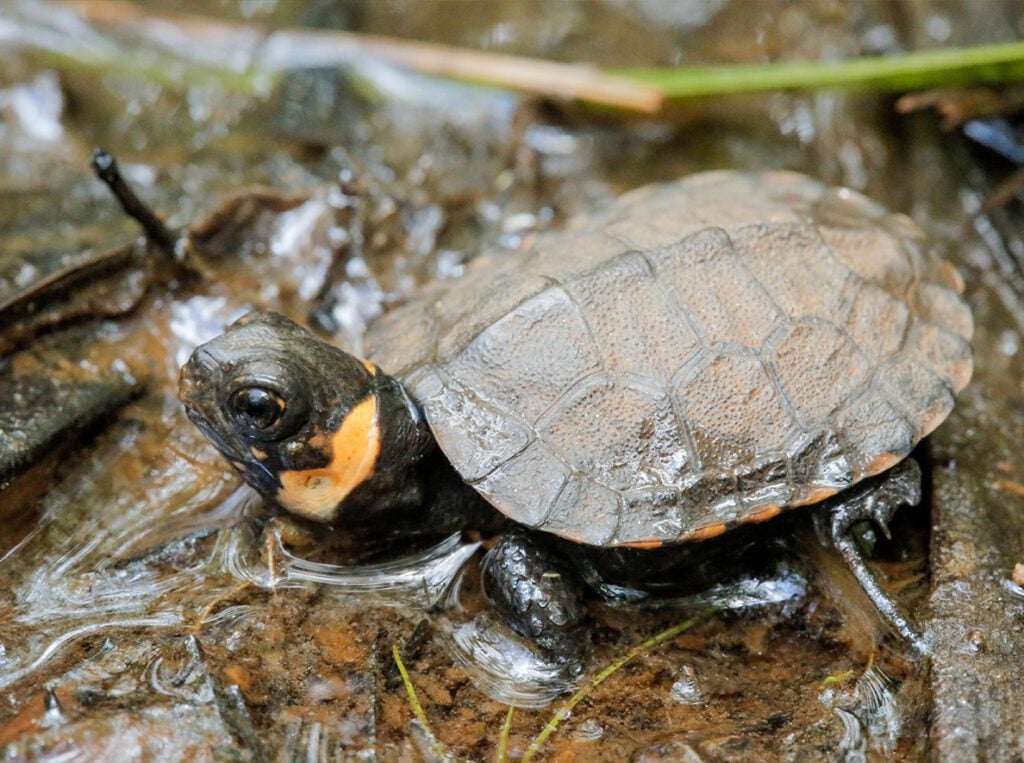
844,282,910,362
792,486,841,507
367,301,439,377
905,321,973,393
835,394,914,478
741,504,783,524
814,186,887,226
676,172,807,226
603,213,707,251
787,430,852,493
687,472,741,523
758,170,827,210
615,487,684,544
532,229,626,282
933,259,966,294
542,477,619,546
685,522,728,542
435,271,551,363
883,212,929,242
911,281,975,342
475,441,567,527
736,453,794,510
817,225,913,297
364,171,974,547
865,451,903,477
876,358,955,439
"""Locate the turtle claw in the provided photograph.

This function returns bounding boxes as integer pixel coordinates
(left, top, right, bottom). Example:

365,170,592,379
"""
827,459,928,655
829,458,920,543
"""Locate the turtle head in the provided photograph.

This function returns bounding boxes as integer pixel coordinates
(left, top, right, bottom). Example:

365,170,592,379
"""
179,311,384,523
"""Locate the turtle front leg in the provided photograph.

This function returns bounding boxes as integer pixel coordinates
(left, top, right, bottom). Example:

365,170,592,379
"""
828,458,928,653
481,528,587,656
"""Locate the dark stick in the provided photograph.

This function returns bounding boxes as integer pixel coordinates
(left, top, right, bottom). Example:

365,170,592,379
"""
91,148,179,260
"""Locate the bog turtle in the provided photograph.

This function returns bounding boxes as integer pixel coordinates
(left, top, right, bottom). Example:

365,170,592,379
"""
179,170,973,653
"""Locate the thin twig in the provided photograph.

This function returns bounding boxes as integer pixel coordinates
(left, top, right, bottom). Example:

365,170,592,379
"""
62,0,663,112
91,148,179,259
0,244,133,318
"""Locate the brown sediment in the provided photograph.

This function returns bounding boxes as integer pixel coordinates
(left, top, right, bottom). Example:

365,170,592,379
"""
221,664,253,692
312,621,370,666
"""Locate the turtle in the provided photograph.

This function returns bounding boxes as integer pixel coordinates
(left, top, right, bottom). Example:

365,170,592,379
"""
179,170,973,655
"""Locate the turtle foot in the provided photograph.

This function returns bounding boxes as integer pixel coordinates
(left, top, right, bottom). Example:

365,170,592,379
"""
481,528,588,658
827,459,929,655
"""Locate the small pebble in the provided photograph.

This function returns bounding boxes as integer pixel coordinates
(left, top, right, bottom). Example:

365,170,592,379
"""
998,330,1019,356
670,665,703,705
1012,563,1024,587
575,718,604,742
966,630,986,653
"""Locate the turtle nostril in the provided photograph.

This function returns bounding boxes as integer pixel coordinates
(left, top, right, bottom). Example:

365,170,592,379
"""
178,348,221,403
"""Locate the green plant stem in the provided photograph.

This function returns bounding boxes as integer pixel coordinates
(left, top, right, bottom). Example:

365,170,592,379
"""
31,3,1024,108
496,704,515,763
618,40,1024,98
26,42,267,95
522,612,709,763
392,644,449,760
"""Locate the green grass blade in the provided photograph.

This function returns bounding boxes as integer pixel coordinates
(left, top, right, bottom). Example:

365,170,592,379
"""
24,42,269,95
392,644,450,760
521,612,709,763
618,40,1024,99
495,703,515,763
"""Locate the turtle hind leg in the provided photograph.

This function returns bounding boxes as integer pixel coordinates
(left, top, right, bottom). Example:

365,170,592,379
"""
828,458,928,654
481,528,588,657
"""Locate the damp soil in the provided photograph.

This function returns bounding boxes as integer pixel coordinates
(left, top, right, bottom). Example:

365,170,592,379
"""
2,1,1024,761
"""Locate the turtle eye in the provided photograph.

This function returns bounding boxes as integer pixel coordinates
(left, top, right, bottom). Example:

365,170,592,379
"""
229,387,285,431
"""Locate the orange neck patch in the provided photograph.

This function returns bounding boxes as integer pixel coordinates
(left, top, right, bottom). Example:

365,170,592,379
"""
277,395,381,522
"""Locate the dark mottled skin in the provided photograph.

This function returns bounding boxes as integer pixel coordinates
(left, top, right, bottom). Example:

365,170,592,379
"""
482,529,588,653
179,312,495,539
